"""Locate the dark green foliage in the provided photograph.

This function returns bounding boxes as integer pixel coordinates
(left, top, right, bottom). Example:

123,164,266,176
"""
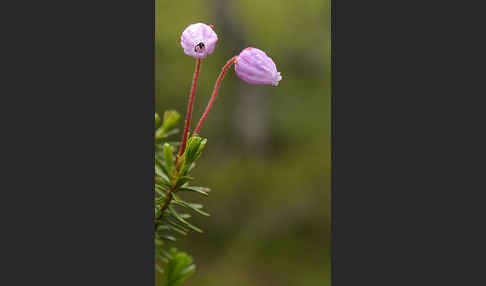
180,136,207,175
158,248,196,286
155,111,211,283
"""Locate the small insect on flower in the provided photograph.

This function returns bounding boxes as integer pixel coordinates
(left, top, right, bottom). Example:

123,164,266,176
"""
195,42,205,53
181,23,218,59
235,47,282,86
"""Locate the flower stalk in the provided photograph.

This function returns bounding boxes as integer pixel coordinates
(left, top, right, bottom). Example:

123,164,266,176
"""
194,56,237,135
179,58,201,156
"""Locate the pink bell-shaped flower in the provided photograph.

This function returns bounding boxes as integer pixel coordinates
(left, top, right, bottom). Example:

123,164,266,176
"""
235,47,282,86
180,23,218,59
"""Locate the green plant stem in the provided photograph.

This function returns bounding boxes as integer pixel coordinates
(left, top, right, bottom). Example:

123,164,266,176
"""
155,187,174,231
156,156,184,225
159,189,174,214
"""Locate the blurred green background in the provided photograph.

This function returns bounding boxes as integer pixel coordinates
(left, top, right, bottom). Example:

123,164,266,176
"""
156,0,330,285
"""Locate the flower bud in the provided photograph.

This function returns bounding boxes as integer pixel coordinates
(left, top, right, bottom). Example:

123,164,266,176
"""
161,110,180,134
180,23,218,59
234,47,282,86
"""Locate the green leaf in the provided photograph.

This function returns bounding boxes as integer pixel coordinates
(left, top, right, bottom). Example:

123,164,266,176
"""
162,143,175,177
157,224,188,236
155,165,170,185
178,186,210,196
155,128,165,140
165,141,181,147
174,176,193,189
160,235,176,242
169,206,203,233
172,194,210,216
155,185,168,197
163,128,180,137
186,162,196,173
155,207,161,219
161,110,181,134
155,156,170,178
155,263,164,274
166,217,190,233
180,136,207,174
154,237,163,247
185,136,202,161
179,213,191,219
155,183,168,191
196,138,207,158
160,248,196,286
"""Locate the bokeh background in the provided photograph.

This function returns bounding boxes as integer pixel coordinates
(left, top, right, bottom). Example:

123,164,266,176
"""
155,0,330,285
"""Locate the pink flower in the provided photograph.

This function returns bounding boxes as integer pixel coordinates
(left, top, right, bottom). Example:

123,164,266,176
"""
234,47,282,86
180,23,218,59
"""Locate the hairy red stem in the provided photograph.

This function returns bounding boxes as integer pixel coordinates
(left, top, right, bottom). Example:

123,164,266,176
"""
179,59,201,156
194,56,237,135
